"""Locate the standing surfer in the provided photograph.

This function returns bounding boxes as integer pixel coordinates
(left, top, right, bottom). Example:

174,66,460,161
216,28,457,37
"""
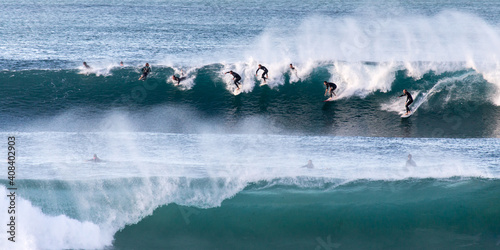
139,63,151,80
398,89,413,115
255,64,269,83
290,63,299,79
324,81,337,98
225,70,242,90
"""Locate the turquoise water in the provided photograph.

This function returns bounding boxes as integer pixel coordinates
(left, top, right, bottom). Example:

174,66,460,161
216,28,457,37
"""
1,0,500,249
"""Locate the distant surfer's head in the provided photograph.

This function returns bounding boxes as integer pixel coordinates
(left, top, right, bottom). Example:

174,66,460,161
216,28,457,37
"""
403,89,407,94
146,63,149,66
258,64,262,67
324,81,327,85
172,75,176,80
93,154,97,158
408,154,412,159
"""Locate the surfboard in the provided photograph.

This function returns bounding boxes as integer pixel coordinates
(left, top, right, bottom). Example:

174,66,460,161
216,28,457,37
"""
259,82,268,87
401,110,413,118
323,97,335,102
233,88,242,95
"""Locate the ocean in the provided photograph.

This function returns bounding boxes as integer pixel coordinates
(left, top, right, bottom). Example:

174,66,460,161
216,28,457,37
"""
1,0,499,249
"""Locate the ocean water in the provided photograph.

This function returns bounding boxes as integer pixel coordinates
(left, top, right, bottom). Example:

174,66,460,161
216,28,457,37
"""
1,0,500,249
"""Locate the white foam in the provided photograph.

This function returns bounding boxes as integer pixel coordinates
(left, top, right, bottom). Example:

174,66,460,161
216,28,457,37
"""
381,71,481,114
77,60,124,77
67,11,500,104
329,61,397,98
0,186,113,250
219,58,319,93
236,11,500,104
0,130,496,249
165,66,197,89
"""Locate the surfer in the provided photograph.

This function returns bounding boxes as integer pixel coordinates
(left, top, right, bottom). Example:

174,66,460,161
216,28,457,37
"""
301,160,314,169
225,70,242,89
87,154,102,163
83,62,91,69
120,61,124,66
405,154,417,167
324,81,337,98
255,64,269,83
290,63,300,79
138,63,151,80
398,89,413,114
172,75,186,85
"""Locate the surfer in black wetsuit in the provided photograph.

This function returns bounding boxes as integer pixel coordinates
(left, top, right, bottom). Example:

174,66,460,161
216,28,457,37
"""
255,64,268,83
225,70,242,89
290,63,300,79
139,63,151,80
83,62,91,69
172,74,186,86
398,89,413,114
324,81,337,98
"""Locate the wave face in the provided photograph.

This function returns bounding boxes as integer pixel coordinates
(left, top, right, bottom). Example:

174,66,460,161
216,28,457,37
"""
3,178,500,250
0,132,498,249
1,64,499,137
113,179,500,250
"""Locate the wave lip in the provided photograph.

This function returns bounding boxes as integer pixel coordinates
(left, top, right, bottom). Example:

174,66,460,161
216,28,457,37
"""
112,177,500,250
2,62,499,138
3,177,499,249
